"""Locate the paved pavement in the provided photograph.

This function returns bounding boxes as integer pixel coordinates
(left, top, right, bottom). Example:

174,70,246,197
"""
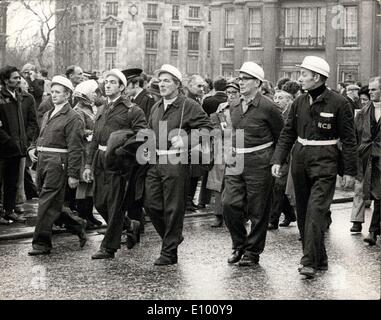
0,201,379,300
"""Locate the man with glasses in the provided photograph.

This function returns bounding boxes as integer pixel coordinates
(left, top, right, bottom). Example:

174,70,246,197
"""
223,62,283,267
185,74,208,212
208,79,240,228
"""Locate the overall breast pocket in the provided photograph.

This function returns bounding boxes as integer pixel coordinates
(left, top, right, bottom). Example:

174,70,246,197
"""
316,112,336,137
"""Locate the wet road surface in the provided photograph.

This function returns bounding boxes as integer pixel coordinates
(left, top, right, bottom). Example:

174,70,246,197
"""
0,202,379,300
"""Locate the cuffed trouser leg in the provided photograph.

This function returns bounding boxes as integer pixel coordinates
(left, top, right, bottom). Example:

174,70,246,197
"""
369,200,381,235
291,145,337,269
223,149,274,258
350,179,366,223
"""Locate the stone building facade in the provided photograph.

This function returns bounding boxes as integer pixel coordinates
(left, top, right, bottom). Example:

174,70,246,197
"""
55,0,212,78
210,0,381,87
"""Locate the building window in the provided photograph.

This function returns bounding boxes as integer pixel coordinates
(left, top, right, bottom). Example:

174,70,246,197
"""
280,7,326,47
106,2,118,16
80,30,85,49
105,28,117,47
221,64,234,78
145,54,157,74
284,8,297,45
187,56,198,74
0,14,4,33
281,70,300,81
72,7,78,20
147,3,158,19
248,8,261,47
172,5,179,20
207,32,211,52
343,6,358,46
105,52,116,69
188,31,199,51
146,29,158,49
189,6,200,19
224,9,234,47
81,5,86,19
88,29,93,48
299,8,314,45
89,4,95,19
317,7,326,46
171,31,179,50
72,30,77,48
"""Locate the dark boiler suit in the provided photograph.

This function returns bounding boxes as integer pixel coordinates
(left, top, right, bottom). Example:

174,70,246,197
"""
271,87,357,269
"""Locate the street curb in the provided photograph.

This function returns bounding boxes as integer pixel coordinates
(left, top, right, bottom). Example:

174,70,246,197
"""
0,212,214,242
332,197,353,204
0,199,353,242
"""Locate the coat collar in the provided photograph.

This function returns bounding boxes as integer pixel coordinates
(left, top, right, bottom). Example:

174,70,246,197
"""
134,89,146,103
307,87,330,104
47,102,71,120
158,94,185,109
1,86,20,102
214,91,228,98
236,91,262,109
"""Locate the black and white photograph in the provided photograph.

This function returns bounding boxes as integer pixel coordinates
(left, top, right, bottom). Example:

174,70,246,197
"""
0,0,380,307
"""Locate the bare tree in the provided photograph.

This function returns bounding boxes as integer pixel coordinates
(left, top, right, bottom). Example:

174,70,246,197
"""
18,0,72,69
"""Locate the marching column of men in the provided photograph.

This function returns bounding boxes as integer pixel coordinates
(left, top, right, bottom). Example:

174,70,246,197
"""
1,56,379,275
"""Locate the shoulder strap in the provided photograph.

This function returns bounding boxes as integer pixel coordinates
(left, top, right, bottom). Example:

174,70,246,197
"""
177,98,186,137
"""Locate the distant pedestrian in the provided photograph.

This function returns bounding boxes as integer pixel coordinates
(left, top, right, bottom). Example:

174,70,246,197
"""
360,77,381,245
0,66,29,225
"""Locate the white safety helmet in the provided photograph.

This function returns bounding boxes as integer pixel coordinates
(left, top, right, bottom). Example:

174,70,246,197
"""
158,64,182,83
51,75,74,92
74,80,99,101
239,62,265,82
297,56,330,78
104,69,127,87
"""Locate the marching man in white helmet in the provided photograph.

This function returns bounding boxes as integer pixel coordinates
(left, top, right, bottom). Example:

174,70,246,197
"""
28,75,86,255
223,62,284,267
271,56,357,278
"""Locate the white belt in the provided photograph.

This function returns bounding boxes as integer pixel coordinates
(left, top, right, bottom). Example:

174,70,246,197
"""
156,149,185,156
235,141,273,154
37,147,68,153
297,137,338,146
98,145,107,151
